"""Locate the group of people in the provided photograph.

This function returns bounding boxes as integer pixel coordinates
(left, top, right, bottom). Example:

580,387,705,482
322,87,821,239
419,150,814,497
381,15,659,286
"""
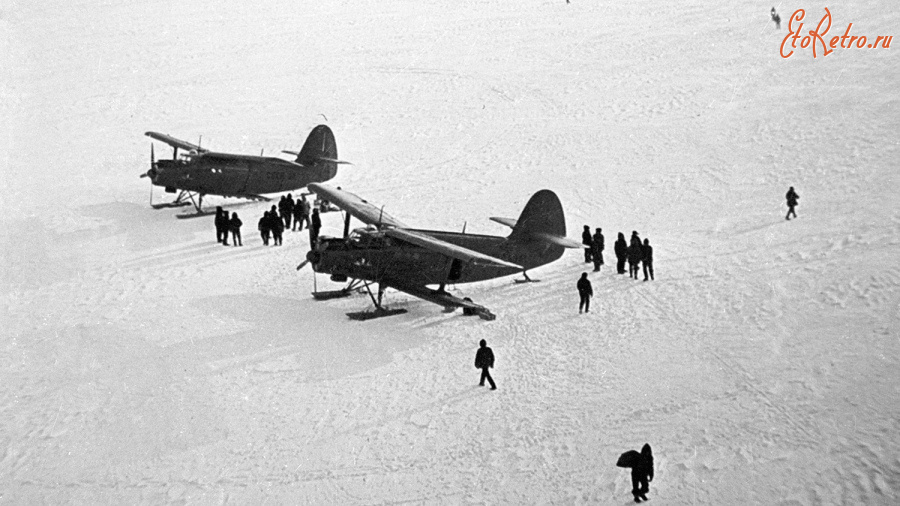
215,207,243,247
258,206,285,246
581,227,655,280
577,228,653,313
213,193,324,248
277,193,314,232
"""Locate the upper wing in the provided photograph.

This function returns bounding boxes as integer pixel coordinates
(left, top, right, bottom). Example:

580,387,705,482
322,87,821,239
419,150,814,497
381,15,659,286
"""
145,132,208,153
385,228,522,269
307,183,407,228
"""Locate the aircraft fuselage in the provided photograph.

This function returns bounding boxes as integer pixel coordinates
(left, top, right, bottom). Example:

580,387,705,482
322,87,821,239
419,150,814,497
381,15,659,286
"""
152,154,336,197
310,229,564,287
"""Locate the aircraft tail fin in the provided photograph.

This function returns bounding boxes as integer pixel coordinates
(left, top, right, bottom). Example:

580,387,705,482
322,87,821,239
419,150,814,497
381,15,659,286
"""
509,190,567,242
294,125,351,167
505,190,580,266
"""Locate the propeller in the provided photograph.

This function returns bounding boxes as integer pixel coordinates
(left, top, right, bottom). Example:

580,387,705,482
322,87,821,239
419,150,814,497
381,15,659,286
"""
141,143,157,179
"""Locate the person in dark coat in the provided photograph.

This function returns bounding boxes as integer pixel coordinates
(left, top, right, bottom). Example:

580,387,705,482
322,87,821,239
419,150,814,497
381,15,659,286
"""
271,210,284,246
266,206,282,246
631,444,654,502
292,195,304,231
785,186,799,220
258,211,270,246
297,195,311,231
641,238,654,281
591,228,605,272
576,272,593,313
614,232,628,275
282,194,294,229
582,225,593,263
628,231,643,279
277,196,287,228
215,206,229,245
474,339,496,390
309,208,322,246
771,7,781,29
229,212,243,246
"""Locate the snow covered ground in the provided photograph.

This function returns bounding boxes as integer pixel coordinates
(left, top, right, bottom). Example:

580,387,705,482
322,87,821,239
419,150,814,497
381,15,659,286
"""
2,0,898,503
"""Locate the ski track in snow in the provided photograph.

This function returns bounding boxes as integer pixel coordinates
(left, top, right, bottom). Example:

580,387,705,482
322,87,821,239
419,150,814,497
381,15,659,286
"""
2,0,899,503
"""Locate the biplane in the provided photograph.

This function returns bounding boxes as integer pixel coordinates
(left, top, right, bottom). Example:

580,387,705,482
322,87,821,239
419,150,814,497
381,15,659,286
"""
141,125,349,212
298,183,582,320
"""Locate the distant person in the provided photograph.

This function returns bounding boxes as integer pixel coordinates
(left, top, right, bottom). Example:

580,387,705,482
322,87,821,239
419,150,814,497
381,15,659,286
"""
258,211,270,246
474,339,496,390
309,208,322,246
592,228,605,272
267,205,283,246
292,196,304,231
628,231,643,279
582,225,593,263
631,444,654,503
271,210,284,246
283,193,295,229
230,212,243,246
785,186,799,220
577,272,593,313
215,206,229,245
771,7,781,29
297,195,311,231
642,238,654,281
614,232,628,275
277,196,289,230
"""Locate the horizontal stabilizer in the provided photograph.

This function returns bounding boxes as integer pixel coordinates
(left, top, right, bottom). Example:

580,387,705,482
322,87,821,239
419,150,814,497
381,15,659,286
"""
489,217,517,229
315,156,352,165
386,228,523,269
282,151,350,165
532,232,582,249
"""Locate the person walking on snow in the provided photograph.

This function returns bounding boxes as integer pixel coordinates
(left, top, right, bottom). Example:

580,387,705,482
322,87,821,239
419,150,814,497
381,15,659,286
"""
631,444,654,503
309,208,322,246
258,211,270,246
215,207,229,245
785,186,799,220
614,232,628,275
474,339,496,390
582,225,593,263
229,212,243,246
577,272,593,313
641,238,654,281
592,228,605,272
283,193,295,230
628,231,643,279
297,195,311,231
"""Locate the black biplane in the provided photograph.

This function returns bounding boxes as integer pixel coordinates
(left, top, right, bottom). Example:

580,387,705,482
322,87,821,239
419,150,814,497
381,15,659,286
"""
142,125,349,212
299,183,581,320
